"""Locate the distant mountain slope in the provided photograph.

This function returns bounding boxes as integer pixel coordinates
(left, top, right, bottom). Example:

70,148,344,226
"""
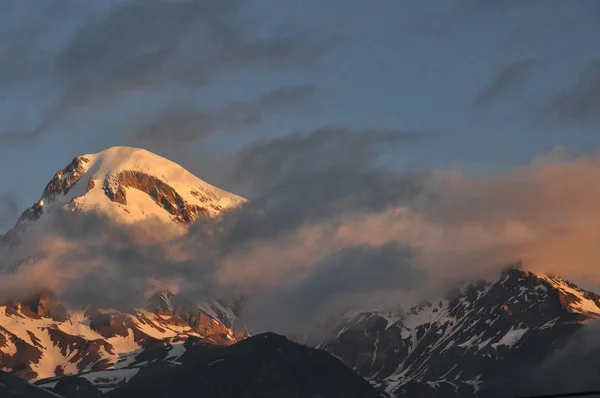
42,333,381,398
320,268,600,397
0,369,63,398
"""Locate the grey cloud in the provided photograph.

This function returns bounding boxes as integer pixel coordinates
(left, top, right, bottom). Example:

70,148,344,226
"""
473,60,539,109
0,25,45,89
229,126,428,196
126,85,318,156
209,127,429,247
292,242,425,312
503,320,600,397
547,59,600,125
0,193,19,231
0,1,62,90
184,127,430,323
0,110,61,145
1,124,431,331
53,0,234,106
0,207,224,307
219,170,423,250
0,0,335,145
240,242,426,337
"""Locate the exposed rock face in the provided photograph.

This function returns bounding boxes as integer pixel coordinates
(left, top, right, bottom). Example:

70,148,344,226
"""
31,291,69,322
86,178,95,192
42,157,90,202
0,329,44,380
320,268,600,397
0,156,90,249
4,292,68,323
103,171,210,223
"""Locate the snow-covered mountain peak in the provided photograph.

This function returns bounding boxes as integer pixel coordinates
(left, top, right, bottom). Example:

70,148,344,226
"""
80,146,243,208
57,146,244,222
2,146,245,245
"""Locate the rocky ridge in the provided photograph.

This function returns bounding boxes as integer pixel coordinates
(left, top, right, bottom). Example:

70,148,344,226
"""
320,267,600,397
0,290,245,384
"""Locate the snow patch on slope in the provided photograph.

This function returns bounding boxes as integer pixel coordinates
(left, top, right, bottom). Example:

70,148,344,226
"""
491,327,528,349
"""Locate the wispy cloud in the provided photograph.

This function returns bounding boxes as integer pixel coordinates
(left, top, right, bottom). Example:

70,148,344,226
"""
0,0,336,145
473,59,539,109
546,59,600,125
125,85,318,156
0,193,19,232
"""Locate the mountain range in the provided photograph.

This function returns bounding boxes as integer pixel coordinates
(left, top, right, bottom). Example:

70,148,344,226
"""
1,146,599,397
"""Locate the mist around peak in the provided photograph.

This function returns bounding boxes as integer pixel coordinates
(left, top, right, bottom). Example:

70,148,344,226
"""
2,142,600,338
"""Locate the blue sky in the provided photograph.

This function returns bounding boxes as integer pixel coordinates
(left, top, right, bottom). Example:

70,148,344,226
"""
1,0,600,231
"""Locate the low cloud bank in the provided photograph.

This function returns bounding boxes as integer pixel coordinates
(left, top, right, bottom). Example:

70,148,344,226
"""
2,135,600,335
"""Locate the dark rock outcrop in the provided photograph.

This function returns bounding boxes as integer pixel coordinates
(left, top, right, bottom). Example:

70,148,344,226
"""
42,156,90,201
101,332,381,398
53,376,102,398
0,369,64,398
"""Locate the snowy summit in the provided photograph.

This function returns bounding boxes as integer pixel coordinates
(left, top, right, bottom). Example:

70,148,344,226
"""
7,146,245,233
